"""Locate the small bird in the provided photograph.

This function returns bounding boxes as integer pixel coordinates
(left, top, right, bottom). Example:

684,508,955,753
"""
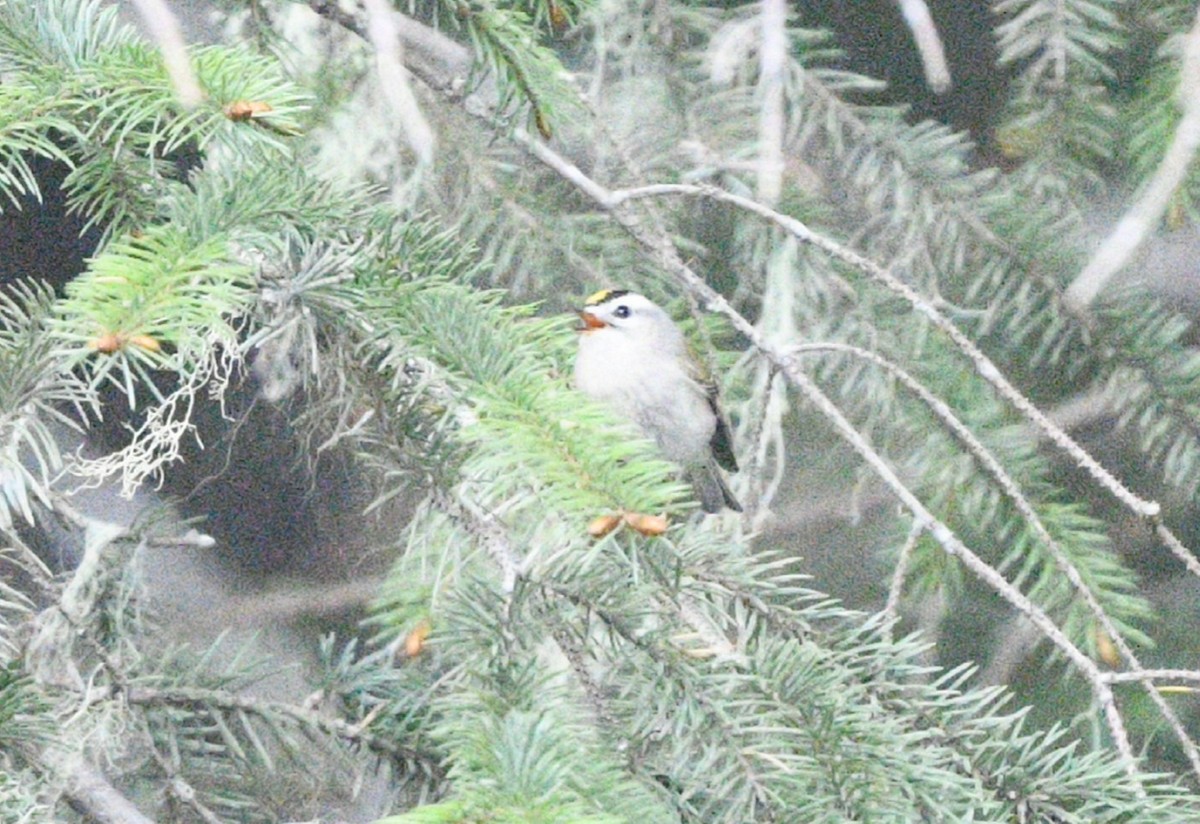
574,289,741,513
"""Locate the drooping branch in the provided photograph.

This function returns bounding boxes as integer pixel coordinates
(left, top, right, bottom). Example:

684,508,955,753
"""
295,0,1175,784
512,137,1143,779
605,182,1182,534
790,341,1200,774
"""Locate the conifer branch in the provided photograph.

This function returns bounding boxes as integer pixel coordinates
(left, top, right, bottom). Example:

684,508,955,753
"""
605,182,1200,589
434,489,521,595
11,1,1200,816
606,183,1169,521
791,341,1200,774
791,342,1134,633
1065,9,1200,310
123,685,446,774
1103,669,1200,685
513,144,1144,778
545,583,780,820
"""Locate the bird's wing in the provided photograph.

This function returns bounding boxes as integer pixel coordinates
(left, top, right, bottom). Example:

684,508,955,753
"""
706,383,739,473
685,347,739,474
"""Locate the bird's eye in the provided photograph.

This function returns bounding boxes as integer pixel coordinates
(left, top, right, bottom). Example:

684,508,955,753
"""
614,305,631,319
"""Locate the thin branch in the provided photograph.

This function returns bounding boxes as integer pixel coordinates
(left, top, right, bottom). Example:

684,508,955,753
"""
607,183,1168,525
1154,522,1200,581
778,358,1136,774
63,762,157,824
128,0,203,107
1103,669,1200,685
606,182,1200,590
791,342,1145,667
895,0,951,93
361,0,436,165
123,685,445,775
883,518,924,642
757,0,787,205
517,148,1143,781
1064,9,1200,310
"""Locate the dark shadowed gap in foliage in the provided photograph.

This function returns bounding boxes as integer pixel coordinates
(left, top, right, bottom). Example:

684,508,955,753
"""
796,0,1006,157
0,154,104,291
169,382,369,580
0,141,202,290
81,367,364,581
0,149,363,583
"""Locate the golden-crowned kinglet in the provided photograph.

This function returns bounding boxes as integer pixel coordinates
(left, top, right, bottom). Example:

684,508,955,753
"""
574,289,741,513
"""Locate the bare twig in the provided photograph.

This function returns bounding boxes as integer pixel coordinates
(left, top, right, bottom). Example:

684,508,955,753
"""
127,0,203,107
1064,9,1200,310
788,341,1200,773
1103,668,1200,685
63,761,157,824
513,142,1142,779
607,182,1200,590
895,0,951,93
782,364,1136,772
1155,522,1200,580
883,518,924,642
757,0,787,205
608,183,1167,520
361,0,436,165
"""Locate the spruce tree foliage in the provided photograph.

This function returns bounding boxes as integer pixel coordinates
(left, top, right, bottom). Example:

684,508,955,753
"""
3,0,1200,821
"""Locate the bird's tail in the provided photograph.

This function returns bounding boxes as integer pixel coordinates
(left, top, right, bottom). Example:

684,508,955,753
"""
690,461,742,514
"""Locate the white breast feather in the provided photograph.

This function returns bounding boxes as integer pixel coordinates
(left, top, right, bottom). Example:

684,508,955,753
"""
575,330,714,464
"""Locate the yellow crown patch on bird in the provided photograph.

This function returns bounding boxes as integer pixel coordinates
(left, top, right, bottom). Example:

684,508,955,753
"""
585,288,628,307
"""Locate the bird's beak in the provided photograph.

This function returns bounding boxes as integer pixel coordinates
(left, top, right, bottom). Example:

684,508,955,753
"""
577,311,607,331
